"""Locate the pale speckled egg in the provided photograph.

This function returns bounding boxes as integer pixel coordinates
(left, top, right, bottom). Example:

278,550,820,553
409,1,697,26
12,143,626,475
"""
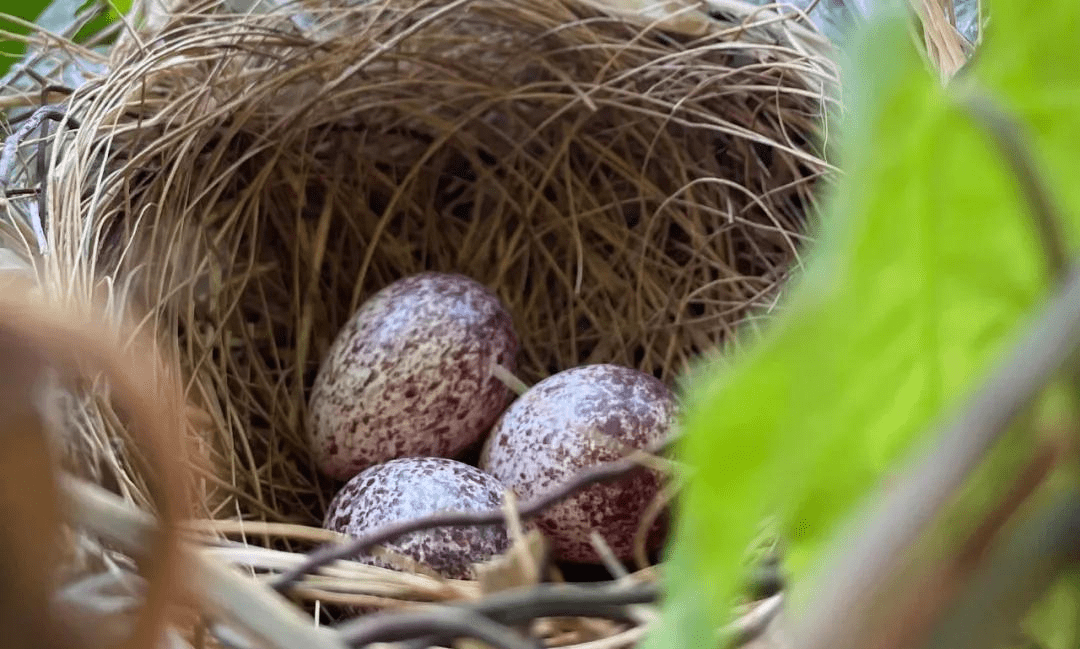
307,272,519,481
324,457,512,579
479,364,675,563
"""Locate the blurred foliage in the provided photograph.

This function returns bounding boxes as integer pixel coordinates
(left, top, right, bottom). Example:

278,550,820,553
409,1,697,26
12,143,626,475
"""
0,0,55,77
647,0,1080,647
1024,572,1080,649
0,0,130,79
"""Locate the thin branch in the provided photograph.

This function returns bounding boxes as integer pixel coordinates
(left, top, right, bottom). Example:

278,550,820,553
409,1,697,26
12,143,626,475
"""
0,105,79,190
0,104,79,254
492,361,530,396
791,263,1080,649
4,188,38,198
870,434,1068,649
921,489,1080,649
355,581,657,649
446,580,656,622
962,93,1069,282
35,92,49,255
336,607,540,649
59,475,351,649
270,437,677,593
747,562,783,601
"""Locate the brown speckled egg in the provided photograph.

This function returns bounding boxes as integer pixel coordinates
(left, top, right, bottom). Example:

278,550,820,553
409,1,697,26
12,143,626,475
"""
324,457,512,579
308,272,518,481
480,364,675,564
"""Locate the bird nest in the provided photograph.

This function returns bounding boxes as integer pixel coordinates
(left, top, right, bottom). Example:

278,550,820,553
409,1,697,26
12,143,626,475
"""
0,0,837,645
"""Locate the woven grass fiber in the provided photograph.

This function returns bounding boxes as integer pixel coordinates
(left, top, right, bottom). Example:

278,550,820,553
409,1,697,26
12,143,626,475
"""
0,0,838,549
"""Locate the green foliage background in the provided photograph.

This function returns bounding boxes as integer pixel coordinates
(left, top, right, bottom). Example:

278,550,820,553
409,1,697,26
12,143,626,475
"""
0,0,55,76
647,0,1080,647
0,0,131,79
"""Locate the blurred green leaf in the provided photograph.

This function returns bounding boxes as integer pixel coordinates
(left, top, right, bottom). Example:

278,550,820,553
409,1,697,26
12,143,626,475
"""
644,0,1080,643
973,4,1080,249
0,0,56,79
1023,571,1080,649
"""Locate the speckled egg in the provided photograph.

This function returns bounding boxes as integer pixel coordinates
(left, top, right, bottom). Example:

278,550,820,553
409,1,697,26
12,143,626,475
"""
308,272,518,481
324,457,512,579
480,364,675,563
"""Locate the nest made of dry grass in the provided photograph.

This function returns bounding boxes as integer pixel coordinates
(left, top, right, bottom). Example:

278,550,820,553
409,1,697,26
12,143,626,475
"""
2,0,837,596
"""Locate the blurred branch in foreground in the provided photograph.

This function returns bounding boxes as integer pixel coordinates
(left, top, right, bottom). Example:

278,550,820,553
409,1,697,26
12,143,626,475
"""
792,261,1080,649
922,489,1080,649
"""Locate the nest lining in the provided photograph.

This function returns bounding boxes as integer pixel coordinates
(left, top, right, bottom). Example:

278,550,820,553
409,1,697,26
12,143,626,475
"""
3,0,837,571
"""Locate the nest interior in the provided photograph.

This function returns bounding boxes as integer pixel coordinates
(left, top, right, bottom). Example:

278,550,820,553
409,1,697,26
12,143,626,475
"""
9,0,838,527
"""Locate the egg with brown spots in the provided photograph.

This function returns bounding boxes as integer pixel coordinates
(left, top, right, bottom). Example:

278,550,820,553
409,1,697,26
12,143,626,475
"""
308,272,519,481
324,457,512,579
480,364,675,564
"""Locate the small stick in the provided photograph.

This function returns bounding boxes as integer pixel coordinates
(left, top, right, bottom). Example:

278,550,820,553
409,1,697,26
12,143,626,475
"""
549,626,647,649
0,104,80,254
345,582,659,648
60,475,349,649
632,477,681,571
920,490,1080,649
961,92,1068,282
271,436,678,593
0,106,79,191
35,95,49,255
961,91,1080,414
336,607,539,649
870,435,1067,649
404,581,658,623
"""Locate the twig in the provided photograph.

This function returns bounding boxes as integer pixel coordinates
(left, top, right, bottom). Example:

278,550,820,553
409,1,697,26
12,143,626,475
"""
59,475,351,649
270,437,678,593
961,93,1068,282
960,91,1080,418
590,532,631,579
4,187,38,198
35,99,49,255
921,489,1080,649
870,434,1068,649
440,581,656,623
34,86,53,255
356,582,658,649
746,562,784,601
336,607,540,649
791,263,1080,649
633,476,680,570
0,104,80,254
0,105,79,190
549,626,648,649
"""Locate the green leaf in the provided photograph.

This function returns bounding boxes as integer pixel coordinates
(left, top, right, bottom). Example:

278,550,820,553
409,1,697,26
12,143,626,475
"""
0,0,58,79
1022,564,1080,649
645,3,1069,643
974,3,1080,247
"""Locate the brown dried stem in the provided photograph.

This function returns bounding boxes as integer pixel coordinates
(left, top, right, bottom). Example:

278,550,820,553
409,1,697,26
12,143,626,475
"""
378,581,659,649
870,434,1069,649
